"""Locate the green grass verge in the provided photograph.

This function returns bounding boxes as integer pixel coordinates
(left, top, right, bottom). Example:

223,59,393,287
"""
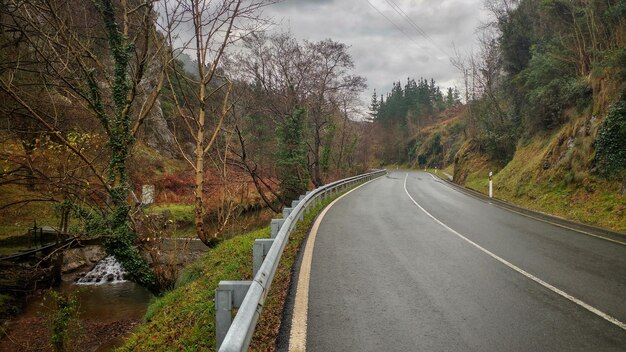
458,135,626,233
118,227,266,351
118,188,349,351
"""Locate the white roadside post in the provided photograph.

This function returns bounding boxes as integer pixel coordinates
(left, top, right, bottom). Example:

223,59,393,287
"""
489,171,493,198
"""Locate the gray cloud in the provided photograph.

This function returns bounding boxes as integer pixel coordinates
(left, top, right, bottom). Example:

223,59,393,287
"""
264,0,490,105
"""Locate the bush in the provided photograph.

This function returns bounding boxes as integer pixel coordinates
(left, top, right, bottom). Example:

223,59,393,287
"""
46,291,80,352
595,96,626,178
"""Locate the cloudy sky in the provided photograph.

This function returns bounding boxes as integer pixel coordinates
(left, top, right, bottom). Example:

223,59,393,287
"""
262,0,491,105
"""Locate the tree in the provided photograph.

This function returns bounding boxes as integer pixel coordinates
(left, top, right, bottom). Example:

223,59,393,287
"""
0,0,166,291
160,0,272,246
368,89,379,120
276,107,309,203
226,33,366,190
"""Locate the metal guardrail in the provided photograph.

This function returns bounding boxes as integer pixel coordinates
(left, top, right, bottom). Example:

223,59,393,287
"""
216,169,387,351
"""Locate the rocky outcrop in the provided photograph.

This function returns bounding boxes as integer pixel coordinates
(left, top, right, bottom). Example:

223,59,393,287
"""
137,61,177,157
61,245,106,273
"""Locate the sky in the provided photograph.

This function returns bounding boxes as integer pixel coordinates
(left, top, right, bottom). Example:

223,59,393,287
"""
262,0,491,105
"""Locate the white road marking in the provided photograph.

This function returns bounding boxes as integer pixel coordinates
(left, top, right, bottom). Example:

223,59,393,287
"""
289,178,380,352
403,173,626,331
427,172,626,246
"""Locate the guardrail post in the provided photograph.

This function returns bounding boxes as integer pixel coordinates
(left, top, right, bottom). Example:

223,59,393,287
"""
291,200,300,208
270,219,284,239
215,281,252,350
253,239,274,276
283,207,292,218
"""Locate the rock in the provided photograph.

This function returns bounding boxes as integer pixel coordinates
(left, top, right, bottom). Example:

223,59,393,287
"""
61,245,106,273
137,62,177,157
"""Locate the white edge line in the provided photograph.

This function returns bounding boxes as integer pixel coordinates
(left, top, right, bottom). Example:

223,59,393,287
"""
288,177,381,352
424,172,626,247
403,173,626,331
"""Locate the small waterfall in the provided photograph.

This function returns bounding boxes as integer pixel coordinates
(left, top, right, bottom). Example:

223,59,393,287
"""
76,256,128,285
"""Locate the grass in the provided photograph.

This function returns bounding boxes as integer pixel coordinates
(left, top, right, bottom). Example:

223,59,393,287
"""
118,190,347,351
118,227,266,351
146,203,276,239
457,130,626,233
147,203,196,235
148,204,195,224
0,185,60,239
0,294,13,309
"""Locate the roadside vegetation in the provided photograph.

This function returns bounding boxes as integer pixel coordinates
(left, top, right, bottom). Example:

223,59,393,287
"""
119,192,341,351
369,0,626,234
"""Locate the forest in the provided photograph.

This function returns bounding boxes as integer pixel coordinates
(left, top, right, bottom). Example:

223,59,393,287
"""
0,0,376,292
373,0,625,171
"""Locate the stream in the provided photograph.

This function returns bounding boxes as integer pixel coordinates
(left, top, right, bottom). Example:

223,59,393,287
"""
1,257,154,351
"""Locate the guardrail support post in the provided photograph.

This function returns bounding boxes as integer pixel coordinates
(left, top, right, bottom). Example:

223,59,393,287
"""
270,219,284,239
215,280,252,350
283,207,292,218
253,239,274,276
291,200,300,208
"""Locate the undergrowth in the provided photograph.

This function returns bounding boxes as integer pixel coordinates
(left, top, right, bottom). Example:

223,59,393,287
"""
457,126,626,233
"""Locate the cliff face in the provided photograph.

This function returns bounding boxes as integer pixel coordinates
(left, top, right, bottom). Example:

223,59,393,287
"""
141,100,177,158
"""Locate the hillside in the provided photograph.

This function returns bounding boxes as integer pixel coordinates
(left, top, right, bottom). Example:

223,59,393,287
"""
369,0,626,233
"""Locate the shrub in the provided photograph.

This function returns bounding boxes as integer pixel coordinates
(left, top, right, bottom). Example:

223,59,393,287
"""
46,291,80,352
595,96,626,178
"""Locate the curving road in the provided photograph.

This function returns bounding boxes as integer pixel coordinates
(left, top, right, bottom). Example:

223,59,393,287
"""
291,170,626,351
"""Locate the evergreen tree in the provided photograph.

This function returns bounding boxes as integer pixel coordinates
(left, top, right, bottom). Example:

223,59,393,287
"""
277,107,309,204
369,89,379,119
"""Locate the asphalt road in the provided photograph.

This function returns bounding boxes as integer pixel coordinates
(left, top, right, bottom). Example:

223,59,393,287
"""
303,170,626,351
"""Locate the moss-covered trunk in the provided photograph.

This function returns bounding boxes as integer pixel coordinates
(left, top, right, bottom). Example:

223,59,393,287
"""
95,0,157,292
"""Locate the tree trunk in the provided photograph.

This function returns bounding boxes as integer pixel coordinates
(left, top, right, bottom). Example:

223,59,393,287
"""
194,82,208,245
312,124,323,187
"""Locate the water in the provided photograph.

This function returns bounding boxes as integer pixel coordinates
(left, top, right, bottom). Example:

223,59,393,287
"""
20,257,153,322
76,256,128,285
2,256,154,351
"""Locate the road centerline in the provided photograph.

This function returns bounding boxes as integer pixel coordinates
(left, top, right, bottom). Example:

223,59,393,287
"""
402,173,626,331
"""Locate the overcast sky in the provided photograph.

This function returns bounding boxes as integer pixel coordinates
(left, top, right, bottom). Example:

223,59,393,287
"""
262,0,491,105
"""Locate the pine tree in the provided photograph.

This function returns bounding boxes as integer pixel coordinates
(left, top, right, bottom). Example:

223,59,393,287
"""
368,89,379,119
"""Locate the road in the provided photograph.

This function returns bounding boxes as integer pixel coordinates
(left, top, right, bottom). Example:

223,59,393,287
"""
292,170,626,351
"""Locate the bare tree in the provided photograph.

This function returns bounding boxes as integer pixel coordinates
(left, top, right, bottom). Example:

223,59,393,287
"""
0,0,167,290
159,0,273,246
226,33,366,191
